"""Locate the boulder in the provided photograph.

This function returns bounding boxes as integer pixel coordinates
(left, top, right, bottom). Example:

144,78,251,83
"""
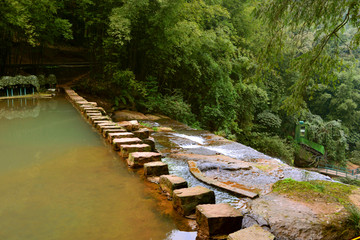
196,203,243,239
112,110,148,121
159,175,188,195
127,152,162,168
172,186,215,216
133,128,150,139
144,162,169,176
120,144,151,158
227,224,274,240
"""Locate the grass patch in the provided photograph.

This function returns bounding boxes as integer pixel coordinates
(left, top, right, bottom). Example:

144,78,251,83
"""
273,178,356,204
336,177,360,187
346,204,360,234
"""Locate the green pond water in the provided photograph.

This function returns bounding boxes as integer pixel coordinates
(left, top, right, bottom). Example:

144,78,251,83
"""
0,97,193,240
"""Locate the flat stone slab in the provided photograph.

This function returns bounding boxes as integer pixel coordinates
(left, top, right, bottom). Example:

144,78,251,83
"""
196,203,243,239
188,161,258,199
90,116,111,123
120,144,151,158
113,138,142,151
133,128,150,139
86,112,102,118
98,124,123,133
102,128,126,138
143,137,155,151
227,224,275,240
107,132,133,143
173,186,215,216
144,162,169,176
127,152,162,168
159,175,188,195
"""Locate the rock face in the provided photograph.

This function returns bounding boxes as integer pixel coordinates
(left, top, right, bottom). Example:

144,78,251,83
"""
120,144,151,158
127,152,162,168
227,224,275,240
144,162,169,176
196,203,243,239
172,186,215,216
159,175,188,195
249,193,354,240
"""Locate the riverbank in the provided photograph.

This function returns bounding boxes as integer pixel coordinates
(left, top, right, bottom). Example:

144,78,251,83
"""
62,87,360,239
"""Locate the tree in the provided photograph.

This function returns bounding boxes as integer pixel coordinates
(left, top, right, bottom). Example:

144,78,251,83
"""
256,0,360,112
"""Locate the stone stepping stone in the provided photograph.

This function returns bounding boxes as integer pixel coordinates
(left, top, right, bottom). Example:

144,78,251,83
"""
118,120,140,131
144,162,169,177
108,132,134,143
227,224,275,240
91,117,111,124
96,122,117,130
98,124,123,133
102,128,127,138
120,144,151,158
173,186,215,216
127,152,162,168
133,128,150,139
196,203,243,239
113,138,143,151
143,137,156,151
159,175,188,195
86,112,102,118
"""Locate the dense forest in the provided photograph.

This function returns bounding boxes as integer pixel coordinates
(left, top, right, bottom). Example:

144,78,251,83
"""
2,0,360,166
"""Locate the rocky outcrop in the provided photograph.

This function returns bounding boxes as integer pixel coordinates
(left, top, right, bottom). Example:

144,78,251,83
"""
249,193,355,240
228,224,274,240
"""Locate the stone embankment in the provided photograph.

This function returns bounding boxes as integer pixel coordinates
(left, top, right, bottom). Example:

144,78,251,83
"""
64,88,273,239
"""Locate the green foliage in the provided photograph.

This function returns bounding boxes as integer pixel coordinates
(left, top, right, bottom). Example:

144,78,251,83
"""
303,113,348,163
245,133,294,163
346,204,360,234
256,0,360,112
0,75,40,90
273,178,355,204
256,111,282,132
336,177,360,188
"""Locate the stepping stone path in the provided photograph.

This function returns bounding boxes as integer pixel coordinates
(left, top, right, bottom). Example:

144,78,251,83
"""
159,175,188,195
108,132,134,143
113,138,143,151
120,144,151,157
65,87,257,240
127,152,162,168
144,162,169,176
196,203,243,239
173,186,215,216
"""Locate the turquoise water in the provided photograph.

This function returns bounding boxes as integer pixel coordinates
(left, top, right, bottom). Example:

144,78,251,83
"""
0,97,193,240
